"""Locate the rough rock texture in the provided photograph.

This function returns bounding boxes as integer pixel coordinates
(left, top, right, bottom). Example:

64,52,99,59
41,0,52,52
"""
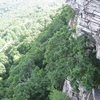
63,78,93,100
92,88,100,100
66,0,100,59
63,79,100,100
63,1,100,100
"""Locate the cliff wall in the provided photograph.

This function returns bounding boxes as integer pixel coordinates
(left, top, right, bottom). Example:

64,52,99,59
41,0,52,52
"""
66,0,100,59
63,0,100,100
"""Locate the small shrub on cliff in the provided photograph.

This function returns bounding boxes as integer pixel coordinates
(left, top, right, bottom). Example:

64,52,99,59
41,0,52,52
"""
49,89,70,100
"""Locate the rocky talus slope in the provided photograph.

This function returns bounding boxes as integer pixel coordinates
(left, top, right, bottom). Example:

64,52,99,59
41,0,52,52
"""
63,0,100,100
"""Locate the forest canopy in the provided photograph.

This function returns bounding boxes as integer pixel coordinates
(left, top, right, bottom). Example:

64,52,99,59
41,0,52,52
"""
0,1,100,100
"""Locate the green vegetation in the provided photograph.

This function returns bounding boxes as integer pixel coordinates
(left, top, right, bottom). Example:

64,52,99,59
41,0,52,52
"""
49,89,70,100
0,2,100,100
0,0,61,78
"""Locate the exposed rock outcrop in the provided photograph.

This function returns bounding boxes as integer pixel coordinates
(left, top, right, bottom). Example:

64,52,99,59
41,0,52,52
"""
63,78,93,100
66,0,100,59
63,79,100,100
63,0,100,100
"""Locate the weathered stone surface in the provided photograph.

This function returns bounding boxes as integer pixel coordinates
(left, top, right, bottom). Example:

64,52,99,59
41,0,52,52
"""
66,0,100,59
63,79,93,100
63,1,100,100
92,88,100,100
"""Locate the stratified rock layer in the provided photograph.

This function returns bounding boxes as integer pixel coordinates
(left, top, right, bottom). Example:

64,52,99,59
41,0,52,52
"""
66,0,100,59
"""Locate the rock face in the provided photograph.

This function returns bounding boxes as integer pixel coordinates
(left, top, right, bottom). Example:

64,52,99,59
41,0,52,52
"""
66,0,100,59
63,79,100,100
63,78,93,100
63,1,100,100
92,88,100,100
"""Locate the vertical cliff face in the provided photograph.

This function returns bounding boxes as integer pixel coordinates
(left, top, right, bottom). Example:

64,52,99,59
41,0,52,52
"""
66,0,100,59
63,79,93,100
63,79,100,100
63,0,100,100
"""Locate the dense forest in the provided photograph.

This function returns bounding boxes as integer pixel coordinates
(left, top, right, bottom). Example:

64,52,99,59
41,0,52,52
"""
0,0,100,100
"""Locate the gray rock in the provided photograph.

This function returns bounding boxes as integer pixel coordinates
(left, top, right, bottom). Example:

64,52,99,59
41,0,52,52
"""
66,0,100,59
63,79,92,100
63,1,100,100
92,88,100,100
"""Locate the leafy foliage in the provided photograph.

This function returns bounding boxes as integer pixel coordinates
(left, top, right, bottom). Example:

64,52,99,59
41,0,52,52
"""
49,89,70,100
0,3,100,100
